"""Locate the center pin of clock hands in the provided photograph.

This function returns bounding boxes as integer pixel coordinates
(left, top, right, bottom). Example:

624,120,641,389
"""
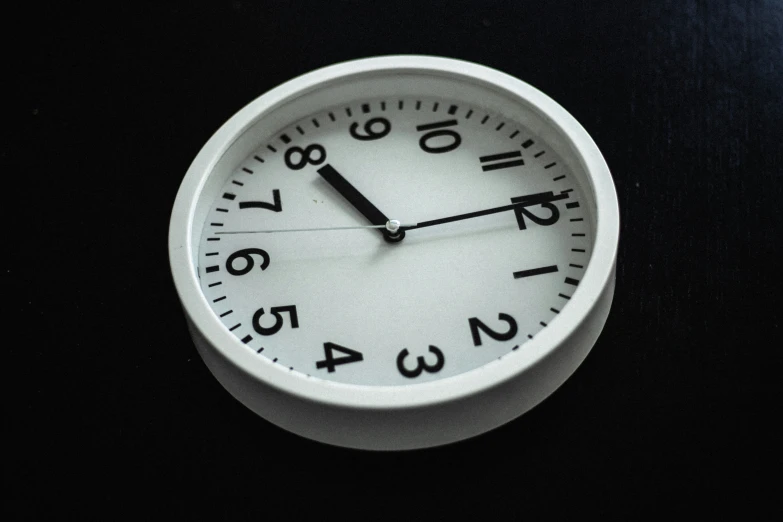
316,164,405,243
217,193,570,236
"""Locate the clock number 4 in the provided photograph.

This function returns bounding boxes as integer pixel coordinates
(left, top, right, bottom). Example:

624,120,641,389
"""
316,342,364,373
226,248,270,276
416,120,461,154
252,305,299,336
397,346,445,378
469,313,518,346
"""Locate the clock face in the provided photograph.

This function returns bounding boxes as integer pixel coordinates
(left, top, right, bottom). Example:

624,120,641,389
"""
194,94,593,386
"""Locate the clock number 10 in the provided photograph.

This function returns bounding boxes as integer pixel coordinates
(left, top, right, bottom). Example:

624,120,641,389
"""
416,120,462,154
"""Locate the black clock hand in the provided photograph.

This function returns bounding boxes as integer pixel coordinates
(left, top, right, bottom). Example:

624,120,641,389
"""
317,164,404,242
402,192,569,231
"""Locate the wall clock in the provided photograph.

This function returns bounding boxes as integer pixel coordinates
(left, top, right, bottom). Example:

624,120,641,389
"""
169,55,619,450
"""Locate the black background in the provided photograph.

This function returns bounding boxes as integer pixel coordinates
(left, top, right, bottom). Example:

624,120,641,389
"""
10,1,781,517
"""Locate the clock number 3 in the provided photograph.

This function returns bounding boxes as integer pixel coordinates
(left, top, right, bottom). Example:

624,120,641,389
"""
252,305,299,336
396,346,445,378
469,313,518,346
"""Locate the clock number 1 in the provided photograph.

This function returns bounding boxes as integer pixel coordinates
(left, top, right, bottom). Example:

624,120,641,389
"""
469,313,518,346
252,305,299,336
397,346,445,378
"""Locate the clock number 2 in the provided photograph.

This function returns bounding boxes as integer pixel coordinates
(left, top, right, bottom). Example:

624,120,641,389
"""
252,305,299,336
469,313,518,346
416,120,461,154
396,346,445,378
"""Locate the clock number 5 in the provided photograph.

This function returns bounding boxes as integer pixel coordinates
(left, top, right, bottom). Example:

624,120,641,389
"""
469,313,518,346
349,117,391,141
416,120,461,154
396,346,445,378
252,305,299,336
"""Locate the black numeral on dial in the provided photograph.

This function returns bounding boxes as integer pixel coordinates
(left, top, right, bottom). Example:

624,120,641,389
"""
511,191,569,230
469,313,518,346
316,342,364,373
252,305,299,336
226,248,270,276
284,144,327,170
480,151,524,171
396,346,445,378
239,189,282,212
349,117,391,141
416,120,461,154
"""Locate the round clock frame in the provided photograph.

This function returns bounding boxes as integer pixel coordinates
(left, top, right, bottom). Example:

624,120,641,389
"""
169,55,619,450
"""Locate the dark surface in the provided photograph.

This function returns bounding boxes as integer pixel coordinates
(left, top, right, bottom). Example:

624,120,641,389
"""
9,1,781,517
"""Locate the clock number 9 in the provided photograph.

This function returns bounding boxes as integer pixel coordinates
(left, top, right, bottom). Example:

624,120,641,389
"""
416,120,461,154
396,346,445,378
252,305,299,336
225,248,270,276
349,117,391,141
284,144,327,170
469,313,518,346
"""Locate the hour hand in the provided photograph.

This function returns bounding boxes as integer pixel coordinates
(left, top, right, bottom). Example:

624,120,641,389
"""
317,164,404,242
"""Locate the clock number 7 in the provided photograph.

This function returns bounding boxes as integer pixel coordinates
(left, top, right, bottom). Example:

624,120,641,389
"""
252,305,299,336
239,189,282,212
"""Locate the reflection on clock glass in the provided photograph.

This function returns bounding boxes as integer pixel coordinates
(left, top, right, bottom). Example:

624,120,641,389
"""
196,97,592,385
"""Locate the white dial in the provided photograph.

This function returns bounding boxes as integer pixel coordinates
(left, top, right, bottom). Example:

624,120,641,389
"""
170,56,619,449
196,95,590,386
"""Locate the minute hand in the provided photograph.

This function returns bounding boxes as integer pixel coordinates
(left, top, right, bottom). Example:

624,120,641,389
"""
402,193,568,231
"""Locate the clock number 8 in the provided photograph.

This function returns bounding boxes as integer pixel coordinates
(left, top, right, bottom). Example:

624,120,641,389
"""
284,144,327,170
396,346,445,378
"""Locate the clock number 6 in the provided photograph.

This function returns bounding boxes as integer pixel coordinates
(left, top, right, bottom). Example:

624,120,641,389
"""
226,248,270,276
396,346,445,378
284,144,327,170
252,305,299,336
349,117,391,141
469,313,518,346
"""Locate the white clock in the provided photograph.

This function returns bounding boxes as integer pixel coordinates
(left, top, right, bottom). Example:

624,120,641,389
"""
169,55,619,450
